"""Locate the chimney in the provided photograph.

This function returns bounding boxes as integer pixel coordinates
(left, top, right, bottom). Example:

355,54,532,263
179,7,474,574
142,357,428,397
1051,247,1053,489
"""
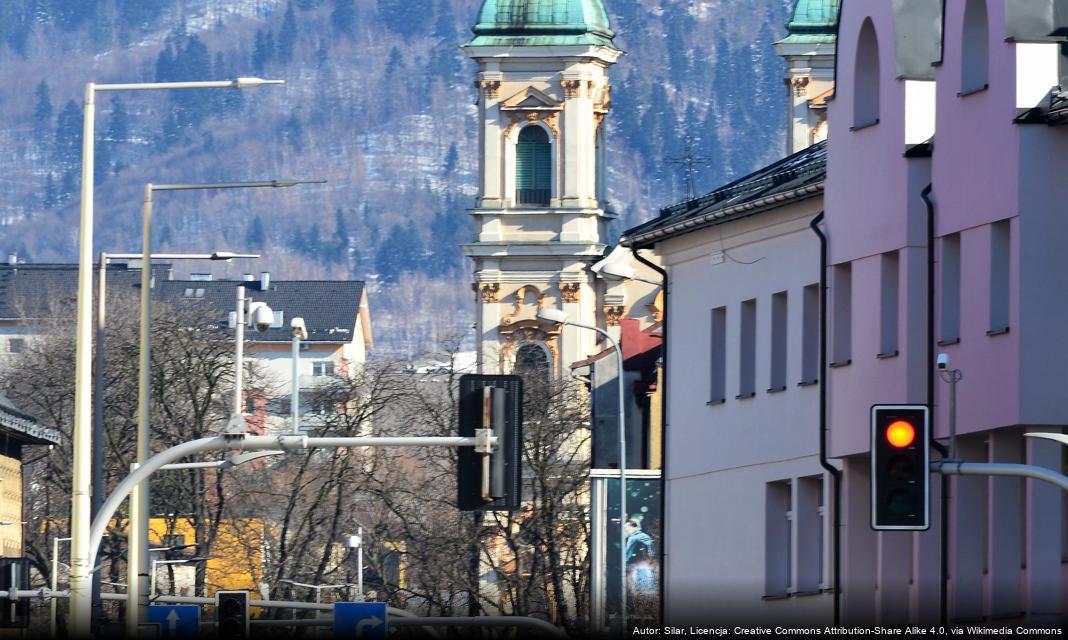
260,272,270,291
6,253,15,266
243,273,255,282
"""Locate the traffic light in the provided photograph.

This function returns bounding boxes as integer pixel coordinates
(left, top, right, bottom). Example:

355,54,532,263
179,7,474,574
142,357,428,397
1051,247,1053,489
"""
871,405,930,530
215,590,249,638
457,375,523,511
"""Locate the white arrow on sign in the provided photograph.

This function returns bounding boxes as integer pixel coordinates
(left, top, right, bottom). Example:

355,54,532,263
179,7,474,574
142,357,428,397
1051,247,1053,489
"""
166,610,180,635
356,615,383,637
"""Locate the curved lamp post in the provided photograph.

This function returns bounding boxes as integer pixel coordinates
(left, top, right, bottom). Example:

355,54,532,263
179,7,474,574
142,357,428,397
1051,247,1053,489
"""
535,307,628,633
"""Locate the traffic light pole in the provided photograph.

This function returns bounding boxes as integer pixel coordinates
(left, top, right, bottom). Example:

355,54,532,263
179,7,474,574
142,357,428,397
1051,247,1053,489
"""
932,459,1068,492
78,434,498,632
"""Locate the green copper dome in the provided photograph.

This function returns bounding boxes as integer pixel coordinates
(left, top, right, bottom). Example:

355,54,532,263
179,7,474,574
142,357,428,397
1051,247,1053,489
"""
779,0,840,45
465,0,618,49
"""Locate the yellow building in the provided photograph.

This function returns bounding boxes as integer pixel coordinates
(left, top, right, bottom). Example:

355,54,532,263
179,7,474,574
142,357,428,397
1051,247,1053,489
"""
147,517,267,596
0,394,60,557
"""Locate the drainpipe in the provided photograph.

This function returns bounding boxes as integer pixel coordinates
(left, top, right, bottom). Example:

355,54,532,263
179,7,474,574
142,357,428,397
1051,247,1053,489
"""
631,247,668,626
920,183,950,627
809,211,842,626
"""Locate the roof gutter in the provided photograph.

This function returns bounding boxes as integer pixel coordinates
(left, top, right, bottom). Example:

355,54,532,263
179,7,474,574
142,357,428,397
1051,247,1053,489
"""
623,182,824,248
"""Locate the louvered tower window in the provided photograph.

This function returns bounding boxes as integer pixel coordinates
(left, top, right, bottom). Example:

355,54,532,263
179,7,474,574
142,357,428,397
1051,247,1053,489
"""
516,126,551,206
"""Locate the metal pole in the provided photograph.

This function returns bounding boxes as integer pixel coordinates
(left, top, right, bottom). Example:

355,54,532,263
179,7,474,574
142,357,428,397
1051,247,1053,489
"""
357,527,364,602
234,286,246,418
92,252,107,630
51,537,70,637
126,462,142,637
69,81,97,638
130,184,154,634
948,371,959,460
292,333,300,434
611,333,628,635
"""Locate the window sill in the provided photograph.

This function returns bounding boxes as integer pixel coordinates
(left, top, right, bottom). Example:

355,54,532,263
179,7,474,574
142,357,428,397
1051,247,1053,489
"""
797,379,818,387
761,593,791,601
986,327,1010,337
829,359,851,369
850,118,879,132
958,84,989,97
767,386,787,394
735,392,756,400
706,398,726,407
793,589,824,598
877,350,899,359
937,338,960,346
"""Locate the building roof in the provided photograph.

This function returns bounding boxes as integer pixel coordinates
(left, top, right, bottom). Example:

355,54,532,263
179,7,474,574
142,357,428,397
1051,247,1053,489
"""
158,279,367,344
777,0,840,45
622,141,827,249
0,263,151,321
0,393,61,446
465,0,618,49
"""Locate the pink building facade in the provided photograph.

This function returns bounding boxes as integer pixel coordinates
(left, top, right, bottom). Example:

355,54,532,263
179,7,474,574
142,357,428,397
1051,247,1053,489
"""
826,0,1067,625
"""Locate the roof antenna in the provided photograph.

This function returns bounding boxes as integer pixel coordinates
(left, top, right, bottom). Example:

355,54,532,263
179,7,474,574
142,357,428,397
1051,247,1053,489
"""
666,135,714,201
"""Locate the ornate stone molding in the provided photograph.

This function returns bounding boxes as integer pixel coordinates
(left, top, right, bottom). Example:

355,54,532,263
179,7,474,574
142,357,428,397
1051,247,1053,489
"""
502,284,549,325
503,110,560,140
562,79,583,98
498,320,561,372
480,80,501,99
560,283,581,303
792,77,810,97
479,283,501,303
604,305,625,326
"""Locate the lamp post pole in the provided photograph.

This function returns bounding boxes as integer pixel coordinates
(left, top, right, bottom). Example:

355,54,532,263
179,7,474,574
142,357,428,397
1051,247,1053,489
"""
535,308,627,633
70,77,283,637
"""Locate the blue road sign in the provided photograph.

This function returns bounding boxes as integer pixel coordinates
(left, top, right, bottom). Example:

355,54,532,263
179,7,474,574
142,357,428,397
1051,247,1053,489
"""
147,605,199,639
334,602,388,639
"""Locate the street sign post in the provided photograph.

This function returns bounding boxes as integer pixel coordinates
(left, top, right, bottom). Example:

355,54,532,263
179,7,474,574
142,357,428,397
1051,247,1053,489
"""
147,605,199,639
334,602,388,639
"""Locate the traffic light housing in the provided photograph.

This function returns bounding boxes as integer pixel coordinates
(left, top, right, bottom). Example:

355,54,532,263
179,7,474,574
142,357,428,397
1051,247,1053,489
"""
871,405,930,530
215,590,249,638
457,375,523,511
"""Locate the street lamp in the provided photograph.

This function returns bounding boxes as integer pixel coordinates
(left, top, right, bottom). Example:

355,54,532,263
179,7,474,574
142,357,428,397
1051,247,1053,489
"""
69,77,282,637
94,250,258,627
347,530,364,602
290,318,308,435
597,262,662,286
535,307,629,633
131,179,323,633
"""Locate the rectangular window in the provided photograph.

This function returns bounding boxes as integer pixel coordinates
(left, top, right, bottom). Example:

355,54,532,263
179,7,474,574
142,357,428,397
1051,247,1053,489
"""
940,234,961,344
765,480,793,597
709,307,727,404
769,292,787,392
831,264,852,366
879,251,899,357
313,361,336,377
989,220,1010,334
796,475,825,592
801,284,819,384
738,299,756,399
7,339,24,354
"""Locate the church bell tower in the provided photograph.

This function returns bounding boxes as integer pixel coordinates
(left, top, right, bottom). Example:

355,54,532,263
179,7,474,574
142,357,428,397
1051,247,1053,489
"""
463,0,622,376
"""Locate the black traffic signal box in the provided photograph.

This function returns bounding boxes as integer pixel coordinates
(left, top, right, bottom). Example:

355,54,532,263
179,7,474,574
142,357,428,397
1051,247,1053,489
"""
215,590,249,638
871,404,930,530
457,374,523,511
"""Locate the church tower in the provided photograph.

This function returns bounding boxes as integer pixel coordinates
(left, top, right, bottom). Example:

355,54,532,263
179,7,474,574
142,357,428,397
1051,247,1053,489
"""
774,0,840,154
463,0,621,376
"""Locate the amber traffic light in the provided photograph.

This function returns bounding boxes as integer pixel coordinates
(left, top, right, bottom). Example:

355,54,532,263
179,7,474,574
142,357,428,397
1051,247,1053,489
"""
871,405,930,530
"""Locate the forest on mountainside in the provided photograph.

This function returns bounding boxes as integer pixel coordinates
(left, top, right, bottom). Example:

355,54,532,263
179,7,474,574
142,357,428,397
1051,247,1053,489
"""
0,0,792,354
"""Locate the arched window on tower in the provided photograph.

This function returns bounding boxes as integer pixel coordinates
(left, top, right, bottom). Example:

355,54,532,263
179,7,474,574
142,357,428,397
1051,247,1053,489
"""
961,0,989,94
515,343,550,381
854,18,880,129
516,126,551,206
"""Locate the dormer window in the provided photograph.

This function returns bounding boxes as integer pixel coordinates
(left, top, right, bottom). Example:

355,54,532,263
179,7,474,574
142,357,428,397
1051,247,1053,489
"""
853,19,880,130
516,126,551,206
960,0,989,95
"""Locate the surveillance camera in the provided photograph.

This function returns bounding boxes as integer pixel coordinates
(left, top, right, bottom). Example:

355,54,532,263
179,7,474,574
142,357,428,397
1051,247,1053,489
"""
291,317,308,340
936,353,949,370
252,304,275,333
